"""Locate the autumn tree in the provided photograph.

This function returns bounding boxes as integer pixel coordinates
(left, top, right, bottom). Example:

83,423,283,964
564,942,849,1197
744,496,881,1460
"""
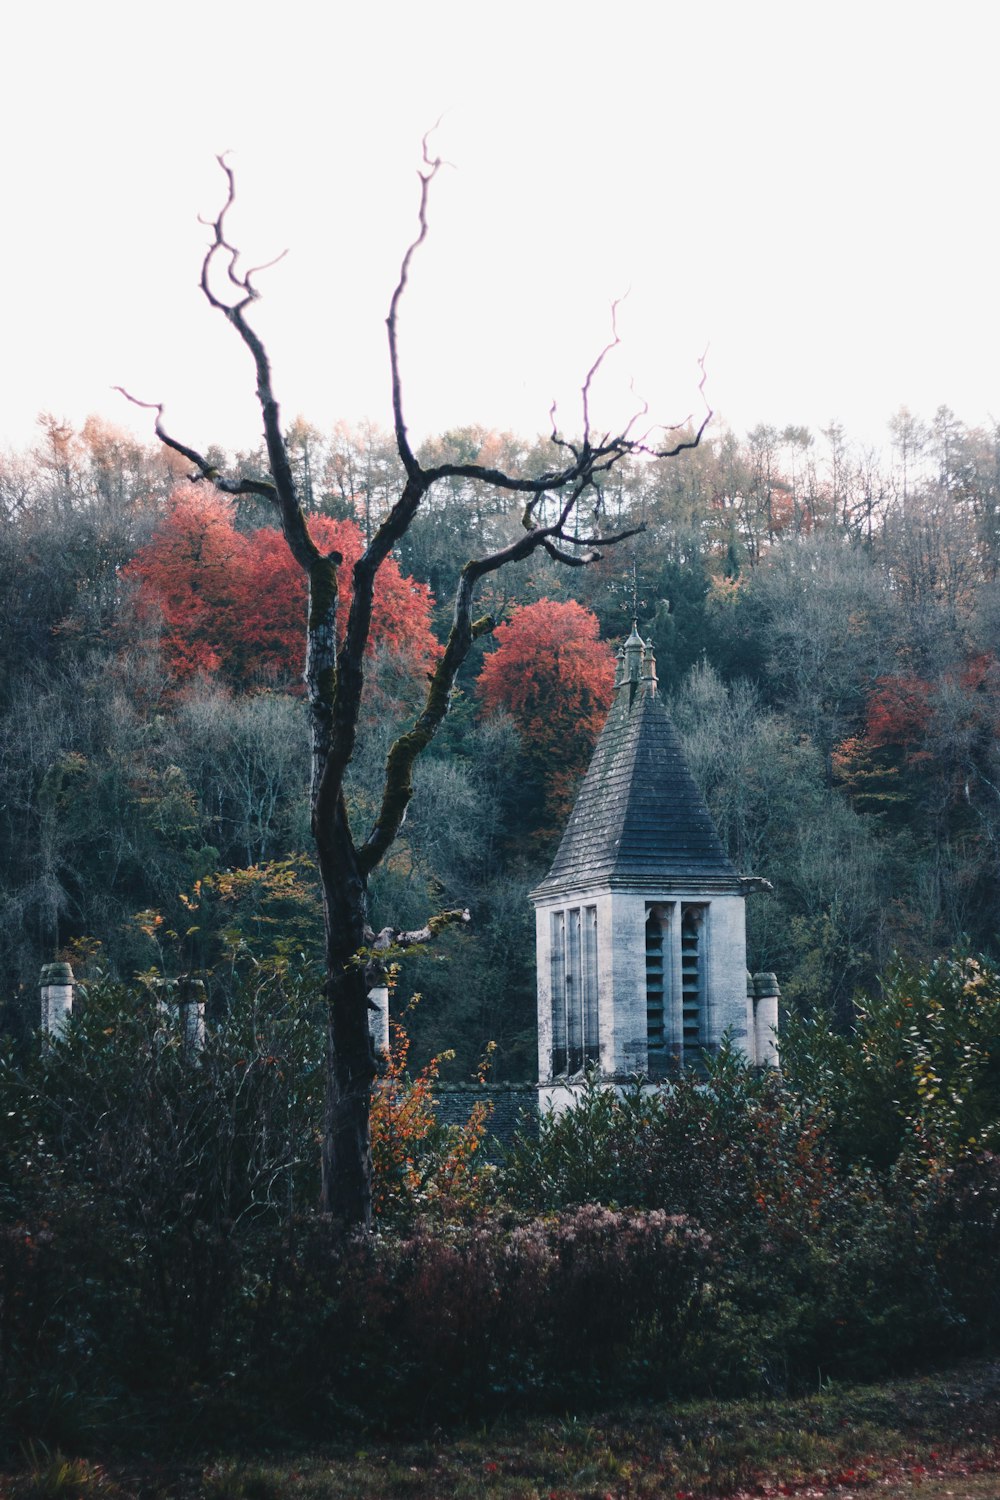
128,486,438,690
126,485,245,680
477,598,614,832
121,147,708,1232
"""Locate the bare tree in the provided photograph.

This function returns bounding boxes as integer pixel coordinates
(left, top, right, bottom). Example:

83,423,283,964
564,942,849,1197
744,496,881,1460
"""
122,145,708,1231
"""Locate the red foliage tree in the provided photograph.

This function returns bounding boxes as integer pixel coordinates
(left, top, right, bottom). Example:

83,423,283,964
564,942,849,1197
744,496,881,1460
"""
477,598,615,830
128,488,439,689
126,484,248,679
864,674,934,749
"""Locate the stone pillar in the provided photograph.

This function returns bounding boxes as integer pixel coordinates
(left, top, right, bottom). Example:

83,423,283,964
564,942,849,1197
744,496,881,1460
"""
154,977,206,1056
753,972,780,1068
40,961,74,1040
176,977,206,1056
746,970,758,1066
368,985,390,1058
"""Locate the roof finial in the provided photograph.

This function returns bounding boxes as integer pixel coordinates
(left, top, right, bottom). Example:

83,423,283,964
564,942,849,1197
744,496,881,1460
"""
641,636,658,689
623,619,645,687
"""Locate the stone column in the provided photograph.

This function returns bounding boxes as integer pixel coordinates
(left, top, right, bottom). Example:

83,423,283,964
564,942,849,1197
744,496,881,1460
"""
746,971,758,1066
40,961,74,1040
176,977,206,1056
368,986,390,1058
753,972,780,1068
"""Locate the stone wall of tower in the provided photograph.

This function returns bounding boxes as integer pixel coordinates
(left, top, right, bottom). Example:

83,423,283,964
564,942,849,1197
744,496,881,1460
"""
603,893,649,1076
534,898,554,1084
536,890,625,1081
536,886,752,1083
702,894,753,1057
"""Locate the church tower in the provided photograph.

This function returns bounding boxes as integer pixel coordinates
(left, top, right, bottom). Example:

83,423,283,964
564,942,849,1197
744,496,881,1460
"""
531,626,776,1105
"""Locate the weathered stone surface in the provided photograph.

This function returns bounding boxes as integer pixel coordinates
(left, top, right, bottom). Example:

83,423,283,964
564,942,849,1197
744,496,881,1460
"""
40,962,74,1039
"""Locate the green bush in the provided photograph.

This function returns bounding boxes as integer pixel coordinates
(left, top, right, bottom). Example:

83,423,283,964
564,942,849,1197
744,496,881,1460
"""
780,953,1000,1170
496,1044,963,1391
500,1047,788,1220
0,961,325,1443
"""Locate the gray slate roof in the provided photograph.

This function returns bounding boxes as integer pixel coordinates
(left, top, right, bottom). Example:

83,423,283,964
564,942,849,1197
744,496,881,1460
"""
533,679,741,899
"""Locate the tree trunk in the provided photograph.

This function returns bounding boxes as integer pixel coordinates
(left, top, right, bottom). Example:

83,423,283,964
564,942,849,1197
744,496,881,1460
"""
321,954,375,1230
316,810,377,1232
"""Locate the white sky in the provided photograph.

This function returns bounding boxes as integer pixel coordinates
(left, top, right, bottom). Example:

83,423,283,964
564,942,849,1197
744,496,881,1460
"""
1,0,997,460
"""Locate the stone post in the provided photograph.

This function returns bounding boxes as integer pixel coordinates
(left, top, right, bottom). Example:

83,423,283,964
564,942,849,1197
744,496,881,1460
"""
153,976,206,1056
753,972,780,1067
368,985,390,1058
40,961,74,1040
746,970,758,1066
176,977,206,1056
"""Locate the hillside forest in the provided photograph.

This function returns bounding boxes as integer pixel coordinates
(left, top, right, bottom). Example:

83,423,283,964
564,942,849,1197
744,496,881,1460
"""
2,404,997,1079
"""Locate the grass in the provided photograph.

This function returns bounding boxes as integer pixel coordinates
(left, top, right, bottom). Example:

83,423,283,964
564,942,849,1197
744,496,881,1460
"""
2,1360,1000,1498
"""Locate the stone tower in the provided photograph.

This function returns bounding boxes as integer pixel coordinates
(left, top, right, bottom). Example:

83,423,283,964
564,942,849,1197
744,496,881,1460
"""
531,626,775,1106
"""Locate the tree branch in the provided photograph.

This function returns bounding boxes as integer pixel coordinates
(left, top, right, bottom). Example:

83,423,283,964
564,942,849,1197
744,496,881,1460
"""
542,539,600,566
581,296,623,444
127,150,712,905
387,131,444,482
630,351,713,458
198,154,316,574
113,390,276,499
363,907,471,987
368,907,471,953
564,523,647,548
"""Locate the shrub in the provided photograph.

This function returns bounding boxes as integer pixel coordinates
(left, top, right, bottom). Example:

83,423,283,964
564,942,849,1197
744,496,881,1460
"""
5,953,1000,1444
497,1047,957,1392
253,1206,714,1423
0,961,326,1441
499,1047,795,1225
921,1150,1000,1348
781,953,1000,1170
369,1010,493,1227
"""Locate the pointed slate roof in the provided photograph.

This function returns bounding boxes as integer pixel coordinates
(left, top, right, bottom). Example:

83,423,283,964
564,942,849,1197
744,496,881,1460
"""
532,652,741,900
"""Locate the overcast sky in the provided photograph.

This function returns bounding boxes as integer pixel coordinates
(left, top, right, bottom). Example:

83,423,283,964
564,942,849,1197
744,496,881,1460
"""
1,0,996,460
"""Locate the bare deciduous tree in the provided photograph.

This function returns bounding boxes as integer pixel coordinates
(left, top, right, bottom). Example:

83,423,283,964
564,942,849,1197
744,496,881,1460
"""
122,145,708,1231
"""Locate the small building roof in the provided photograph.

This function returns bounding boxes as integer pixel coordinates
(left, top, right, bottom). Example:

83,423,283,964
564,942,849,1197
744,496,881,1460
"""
532,649,741,900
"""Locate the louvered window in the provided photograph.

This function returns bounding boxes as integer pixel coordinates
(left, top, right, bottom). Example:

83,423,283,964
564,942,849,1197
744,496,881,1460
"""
681,905,705,1053
645,907,667,1078
566,907,583,1073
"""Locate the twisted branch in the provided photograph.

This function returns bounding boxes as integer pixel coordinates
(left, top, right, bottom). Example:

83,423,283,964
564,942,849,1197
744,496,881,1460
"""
113,390,276,499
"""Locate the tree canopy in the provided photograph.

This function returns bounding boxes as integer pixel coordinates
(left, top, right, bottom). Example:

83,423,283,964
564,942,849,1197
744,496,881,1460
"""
477,597,614,830
127,486,439,690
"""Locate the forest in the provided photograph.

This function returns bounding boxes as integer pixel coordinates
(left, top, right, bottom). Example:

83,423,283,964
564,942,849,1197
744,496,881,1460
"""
1,403,997,1073
4,398,1000,1481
